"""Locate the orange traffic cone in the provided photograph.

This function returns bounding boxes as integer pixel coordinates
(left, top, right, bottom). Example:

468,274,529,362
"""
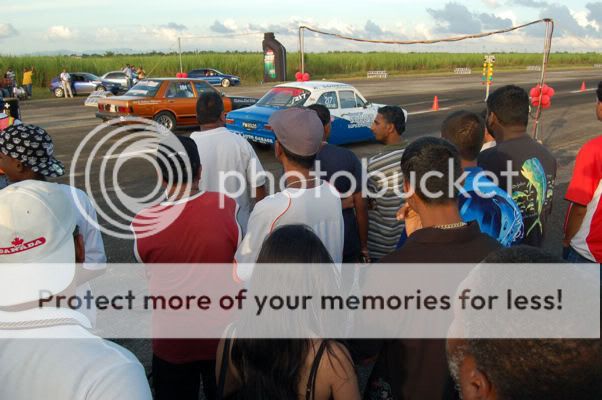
580,81,587,92
432,96,440,111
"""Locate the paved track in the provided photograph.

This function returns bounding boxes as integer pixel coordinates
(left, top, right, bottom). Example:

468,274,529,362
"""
19,68,602,261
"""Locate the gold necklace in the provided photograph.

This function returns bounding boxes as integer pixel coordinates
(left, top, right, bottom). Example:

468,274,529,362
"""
286,177,317,188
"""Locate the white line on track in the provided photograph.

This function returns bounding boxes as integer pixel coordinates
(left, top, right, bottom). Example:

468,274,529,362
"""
568,88,597,94
408,107,452,115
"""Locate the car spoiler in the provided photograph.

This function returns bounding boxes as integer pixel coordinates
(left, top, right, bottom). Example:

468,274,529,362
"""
230,96,258,110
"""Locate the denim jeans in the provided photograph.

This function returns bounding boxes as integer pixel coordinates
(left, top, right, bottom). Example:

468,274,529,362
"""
25,84,32,97
563,246,594,263
0,175,8,190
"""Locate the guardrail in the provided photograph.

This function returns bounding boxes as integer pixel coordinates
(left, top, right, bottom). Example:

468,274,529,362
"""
594,64,602,69
527,66,542,71
367,71,388,79
454,68,472,75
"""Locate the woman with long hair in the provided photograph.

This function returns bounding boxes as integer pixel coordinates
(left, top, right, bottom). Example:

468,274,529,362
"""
216,225,360,400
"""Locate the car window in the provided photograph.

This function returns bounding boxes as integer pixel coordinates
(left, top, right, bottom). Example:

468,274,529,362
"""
107,73,123,79
84,74,100,81
72,75,84,82
339,90,358,109
355,93,366,107
166,82,195,98
256,87,310,107
316,91,338,109
124,80,162,97
193,81,214,95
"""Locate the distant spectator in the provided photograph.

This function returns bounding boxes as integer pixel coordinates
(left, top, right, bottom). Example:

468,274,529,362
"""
217,225,361,400
441,110,524,246
123,64,133,88
131,136,241,400
60,68,73,98
4,67,15,95
310,104,369,263
22,67,33,99
478,85,557,247
234,108,344,279
137,66,146,80
0,124,106,323
364,137,500,400
190,92,266,232
447,246,601,400
562,81,602,263
480,108,496,151
0,106,21,190
367,105,407,260
0,180,152,400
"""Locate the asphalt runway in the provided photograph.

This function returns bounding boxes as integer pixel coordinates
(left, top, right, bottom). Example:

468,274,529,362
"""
16,68,601,383
20,68,601,261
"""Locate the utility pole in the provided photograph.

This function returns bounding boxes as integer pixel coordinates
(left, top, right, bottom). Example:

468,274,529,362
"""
178,37,183,73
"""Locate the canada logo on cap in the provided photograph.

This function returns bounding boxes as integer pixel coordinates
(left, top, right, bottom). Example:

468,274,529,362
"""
0,236,46,255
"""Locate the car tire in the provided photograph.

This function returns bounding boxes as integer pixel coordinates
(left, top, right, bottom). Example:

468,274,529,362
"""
54,87,64,98
221,79,231,88
153,111,176,131
95,85,106,92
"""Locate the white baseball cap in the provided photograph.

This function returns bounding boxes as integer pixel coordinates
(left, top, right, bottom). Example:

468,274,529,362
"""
0,180,77,307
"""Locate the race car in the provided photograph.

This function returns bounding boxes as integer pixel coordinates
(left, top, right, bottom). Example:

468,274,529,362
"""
96,78,257,130
225,81,402,145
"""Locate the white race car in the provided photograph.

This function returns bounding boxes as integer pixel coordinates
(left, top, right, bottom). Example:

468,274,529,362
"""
226,81,406,145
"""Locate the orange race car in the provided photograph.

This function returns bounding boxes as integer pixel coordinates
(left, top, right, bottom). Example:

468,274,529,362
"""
96,78,257,130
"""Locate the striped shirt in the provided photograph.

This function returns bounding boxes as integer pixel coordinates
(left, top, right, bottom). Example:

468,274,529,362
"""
367,144,406,259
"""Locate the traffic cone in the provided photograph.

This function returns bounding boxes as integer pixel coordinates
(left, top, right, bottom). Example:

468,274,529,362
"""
580,81,586,92
432,96,440,111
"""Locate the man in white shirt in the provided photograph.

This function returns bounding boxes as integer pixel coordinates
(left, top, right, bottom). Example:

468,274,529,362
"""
0,180,151,400
60,68,73,98
191,92,266,232
234,108,344,281
0,124,106,323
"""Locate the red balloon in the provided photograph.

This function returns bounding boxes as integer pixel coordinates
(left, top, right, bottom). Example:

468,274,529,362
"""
181,72,188,78
302,73,310,81
295,72,302,80
530,85,541,99
531,98,540,107
176,72,182,78
545,86,555,97
541,94,551,108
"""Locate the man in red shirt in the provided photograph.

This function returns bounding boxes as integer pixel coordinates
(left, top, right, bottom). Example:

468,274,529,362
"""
563,81,602,263
131,136,241,400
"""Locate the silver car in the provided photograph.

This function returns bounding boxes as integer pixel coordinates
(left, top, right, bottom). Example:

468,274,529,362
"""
100,71,129,90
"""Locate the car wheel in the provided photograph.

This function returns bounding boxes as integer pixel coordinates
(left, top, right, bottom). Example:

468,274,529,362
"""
54,87,64,98
95,85,106,92
153,111,176,131
221,79,231,88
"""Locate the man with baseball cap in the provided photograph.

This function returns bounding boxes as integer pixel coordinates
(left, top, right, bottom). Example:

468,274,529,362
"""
0,124,106,322
0,180,151,400
234,107,344,280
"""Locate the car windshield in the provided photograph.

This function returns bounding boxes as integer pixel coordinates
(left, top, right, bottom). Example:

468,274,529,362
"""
256,87,310,107
125,80,162,97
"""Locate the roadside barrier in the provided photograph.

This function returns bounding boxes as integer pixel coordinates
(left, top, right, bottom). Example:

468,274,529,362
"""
454,68,472,75
367,71,388,79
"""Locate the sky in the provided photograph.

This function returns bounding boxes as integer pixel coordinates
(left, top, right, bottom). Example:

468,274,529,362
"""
1,0,601,54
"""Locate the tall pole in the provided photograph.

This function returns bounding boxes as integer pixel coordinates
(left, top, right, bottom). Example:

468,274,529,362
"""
178,37,183,74
299,27,305,74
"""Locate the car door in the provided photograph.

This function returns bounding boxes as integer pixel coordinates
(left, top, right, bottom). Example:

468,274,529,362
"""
334,89,374,144
71,74,89,95
164,81,197,125
106,72,127,88
207,69,221,85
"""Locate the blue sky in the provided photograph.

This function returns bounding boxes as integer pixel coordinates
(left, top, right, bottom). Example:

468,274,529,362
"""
1,0,601,54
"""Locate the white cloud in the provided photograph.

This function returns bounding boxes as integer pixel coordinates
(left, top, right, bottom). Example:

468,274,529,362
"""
47,25,76,40
0,23,18,39
95,27,119,42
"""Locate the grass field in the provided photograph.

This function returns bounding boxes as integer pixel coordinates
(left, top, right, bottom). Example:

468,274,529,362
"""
2,52,601,89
